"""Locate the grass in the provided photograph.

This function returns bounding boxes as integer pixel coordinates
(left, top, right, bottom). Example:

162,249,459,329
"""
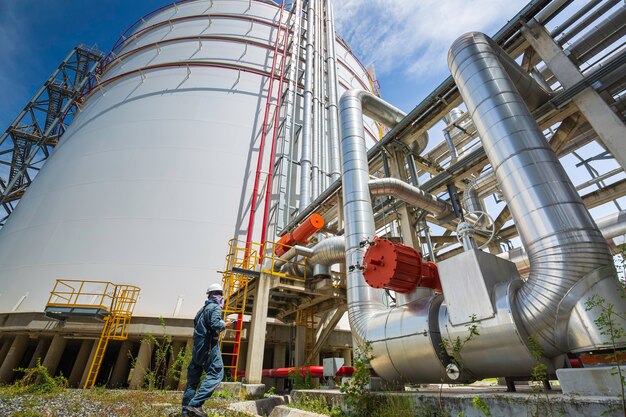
0,387,250,417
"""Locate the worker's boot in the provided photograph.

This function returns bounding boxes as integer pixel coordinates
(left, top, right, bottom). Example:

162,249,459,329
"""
184,405,208,417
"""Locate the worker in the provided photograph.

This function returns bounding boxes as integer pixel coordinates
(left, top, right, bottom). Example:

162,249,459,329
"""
182,283,233,417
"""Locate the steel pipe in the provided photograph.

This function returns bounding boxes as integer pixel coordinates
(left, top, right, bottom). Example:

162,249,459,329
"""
449,32,625,356
299,0,315,209
368,178,453,219
462,171,498,213
324,0,341,181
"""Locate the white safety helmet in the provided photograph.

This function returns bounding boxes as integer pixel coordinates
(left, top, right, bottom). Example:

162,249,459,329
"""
206,283,223,294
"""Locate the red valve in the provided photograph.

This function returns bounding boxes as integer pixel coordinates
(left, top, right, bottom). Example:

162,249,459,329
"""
362,237,442,294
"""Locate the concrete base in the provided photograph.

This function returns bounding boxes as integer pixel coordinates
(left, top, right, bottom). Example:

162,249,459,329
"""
218,382,266,399
229,395,288,416
269,405,327,417
557,366,625,396
291,387,624,417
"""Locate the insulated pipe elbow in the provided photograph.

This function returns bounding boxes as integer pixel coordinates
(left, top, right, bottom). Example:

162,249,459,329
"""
462,171,498,213
368,178,453,219
448,32,621,356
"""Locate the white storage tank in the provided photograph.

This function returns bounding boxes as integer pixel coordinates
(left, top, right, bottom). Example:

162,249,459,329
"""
0,0,378,317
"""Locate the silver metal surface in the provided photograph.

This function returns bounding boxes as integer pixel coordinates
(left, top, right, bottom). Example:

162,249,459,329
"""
448,31,624,356
369,295,454,383
369,178,453,219
438,249,518,325
324,0,341,181
440,280,554,378
299,0,315,210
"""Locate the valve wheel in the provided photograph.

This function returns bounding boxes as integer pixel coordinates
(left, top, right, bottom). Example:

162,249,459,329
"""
456,210,495,249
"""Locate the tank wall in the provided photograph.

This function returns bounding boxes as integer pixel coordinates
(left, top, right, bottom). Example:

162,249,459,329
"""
0,0,377,318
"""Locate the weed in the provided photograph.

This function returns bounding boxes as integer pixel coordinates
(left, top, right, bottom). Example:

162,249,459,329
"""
585,291,626,417
471,396,490,416
12,359,67,395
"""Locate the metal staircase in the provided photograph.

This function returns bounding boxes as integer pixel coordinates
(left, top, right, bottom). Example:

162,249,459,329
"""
44,279,140,389
0,45,102,226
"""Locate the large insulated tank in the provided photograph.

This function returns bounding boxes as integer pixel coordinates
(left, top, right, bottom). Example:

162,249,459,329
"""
0,0,378,317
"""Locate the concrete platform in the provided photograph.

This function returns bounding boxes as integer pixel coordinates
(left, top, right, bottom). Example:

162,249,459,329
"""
291,386,624,417
557,366,625,396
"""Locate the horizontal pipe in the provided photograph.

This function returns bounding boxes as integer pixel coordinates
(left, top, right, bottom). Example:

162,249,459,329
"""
368,178,453,219
235,365,355,379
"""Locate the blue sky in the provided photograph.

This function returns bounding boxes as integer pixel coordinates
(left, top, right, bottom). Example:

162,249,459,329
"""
0,0,532,131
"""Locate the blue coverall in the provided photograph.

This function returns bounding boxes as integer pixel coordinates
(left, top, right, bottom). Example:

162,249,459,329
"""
182,298,226,414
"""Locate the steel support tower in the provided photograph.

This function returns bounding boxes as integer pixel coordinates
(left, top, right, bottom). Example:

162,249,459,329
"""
0,45,102,226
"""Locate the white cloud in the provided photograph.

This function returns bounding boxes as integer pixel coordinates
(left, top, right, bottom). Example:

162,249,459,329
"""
333,0,528,80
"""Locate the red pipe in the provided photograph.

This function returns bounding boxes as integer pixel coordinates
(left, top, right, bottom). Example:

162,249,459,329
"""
236,366,355,379
260,2,298,246
243,0,286,251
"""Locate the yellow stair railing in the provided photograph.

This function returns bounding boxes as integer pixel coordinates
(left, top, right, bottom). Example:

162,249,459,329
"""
220,240,262,381
45,279,140,389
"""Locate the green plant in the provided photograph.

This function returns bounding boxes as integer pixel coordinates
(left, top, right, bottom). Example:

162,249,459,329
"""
13,358,67,394
264,386,277,397
585,292,626,417
472,396,490,416
340,342,373,417
441,314,480,369
289,366,314,389
527,334,558,417
288,395,332,414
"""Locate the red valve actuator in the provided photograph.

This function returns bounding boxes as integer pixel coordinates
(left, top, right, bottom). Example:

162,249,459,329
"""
362,237,442,294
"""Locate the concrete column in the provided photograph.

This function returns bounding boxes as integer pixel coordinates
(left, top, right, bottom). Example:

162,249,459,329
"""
28,337,51,368
341,348,352,367
244,273,277,384
41,334,67,377
110,340,133,387
273,343,287,392
0,337,14,367
0,334,29,383
521,20,626,169
129,340,153,389
294,325,306,367
164,340,184,389
178,338,194,390
79,339,99,388
69,339,94,387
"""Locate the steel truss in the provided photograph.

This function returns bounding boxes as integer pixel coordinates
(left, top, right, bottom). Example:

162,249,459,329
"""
0,45,102,226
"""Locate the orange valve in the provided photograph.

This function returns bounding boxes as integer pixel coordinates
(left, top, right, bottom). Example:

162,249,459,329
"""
275,214,325,256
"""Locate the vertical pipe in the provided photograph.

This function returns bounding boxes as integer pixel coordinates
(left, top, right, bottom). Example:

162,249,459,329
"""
299,0,315,210
261,3,293,245
324,0,341,181
245,1,286,246
311,0,320,199
277,0,303,230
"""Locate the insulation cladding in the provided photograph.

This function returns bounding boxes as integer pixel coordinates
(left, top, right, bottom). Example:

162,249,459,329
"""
0,0,378,317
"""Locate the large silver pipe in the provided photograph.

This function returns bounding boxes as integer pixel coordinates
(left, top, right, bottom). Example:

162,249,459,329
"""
368,178,453,219
309,235,345,266
449,32,623,357
324,0,341,181
500,210,626,275
462,171,498,213
340,90,403,346
340,90,451,382
298,0,316,210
